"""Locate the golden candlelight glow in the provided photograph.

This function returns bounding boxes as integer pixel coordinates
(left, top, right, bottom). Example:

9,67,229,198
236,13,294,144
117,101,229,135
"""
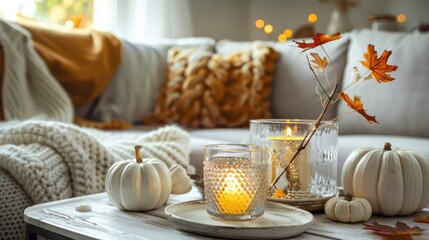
286,127,292,137
268,126,309,192
264,24,274,34
217,168,252,214
255,19,265,28
308,13,318,23
278,33,287,42
397,14,407,23
284,29,293,38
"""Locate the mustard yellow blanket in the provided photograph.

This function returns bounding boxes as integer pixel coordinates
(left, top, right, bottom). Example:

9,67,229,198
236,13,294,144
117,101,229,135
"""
18,20,122,107
0,19,129,129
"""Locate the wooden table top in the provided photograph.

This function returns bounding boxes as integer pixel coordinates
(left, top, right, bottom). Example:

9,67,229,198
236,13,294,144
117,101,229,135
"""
24,187,429,240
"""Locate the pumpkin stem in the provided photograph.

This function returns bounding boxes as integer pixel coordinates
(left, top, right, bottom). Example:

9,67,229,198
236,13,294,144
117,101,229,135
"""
135,145,143,163
384,142,392,151
345,193,353,201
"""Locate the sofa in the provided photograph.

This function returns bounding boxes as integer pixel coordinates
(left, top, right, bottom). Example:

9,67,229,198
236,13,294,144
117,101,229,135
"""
191,29,429,183
76,29,429,183
1,19,429,238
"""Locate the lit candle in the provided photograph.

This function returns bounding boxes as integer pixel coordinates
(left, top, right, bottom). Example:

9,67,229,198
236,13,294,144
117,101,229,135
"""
217,167,253,214
204,144,268,220
268,127,310,192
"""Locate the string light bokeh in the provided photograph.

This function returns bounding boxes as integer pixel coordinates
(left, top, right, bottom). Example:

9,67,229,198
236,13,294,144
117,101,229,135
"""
255,13,317,42
255,19,265,28
308,13,318,23
264,24,274,34
396,14,407,23
254,11,408,42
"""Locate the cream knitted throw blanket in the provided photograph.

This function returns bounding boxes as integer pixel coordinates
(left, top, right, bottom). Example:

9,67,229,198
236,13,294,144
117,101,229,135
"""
0,19,73,122
0,120,193,239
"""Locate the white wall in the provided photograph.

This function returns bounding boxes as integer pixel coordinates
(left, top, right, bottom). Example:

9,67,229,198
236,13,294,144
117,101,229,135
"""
386,0,429,30
189,0,249,41
248,0,332,41
190,0,429,41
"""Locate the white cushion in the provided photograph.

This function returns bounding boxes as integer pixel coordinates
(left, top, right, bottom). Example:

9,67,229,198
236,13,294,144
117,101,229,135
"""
215,36,349,120
76,38,216,124
86,41,170,123
142,37,216,48
337,29,429,138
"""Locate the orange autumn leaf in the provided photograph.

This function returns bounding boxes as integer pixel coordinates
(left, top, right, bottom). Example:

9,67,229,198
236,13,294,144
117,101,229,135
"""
363,221,425,236
340,92,378,124
310,53,328,72
273,189,286,198
416,216,429,223
294,32,342,51
360,44,398,83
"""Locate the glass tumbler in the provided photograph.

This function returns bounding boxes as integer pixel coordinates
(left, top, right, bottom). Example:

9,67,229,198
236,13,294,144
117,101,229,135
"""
204,144,269,220
250,119,338,199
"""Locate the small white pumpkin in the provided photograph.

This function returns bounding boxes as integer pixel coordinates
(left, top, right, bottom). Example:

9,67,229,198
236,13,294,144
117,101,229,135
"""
169,164,192,194
342,142,429,216
105,145,172,211
324,193,372,223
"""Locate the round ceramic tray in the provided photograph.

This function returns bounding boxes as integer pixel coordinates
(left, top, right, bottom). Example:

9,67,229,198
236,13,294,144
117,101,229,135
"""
267,195,334,211
165,200,314,239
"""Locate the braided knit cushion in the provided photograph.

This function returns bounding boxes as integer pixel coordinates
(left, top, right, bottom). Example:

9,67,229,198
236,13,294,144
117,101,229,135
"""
145,43,279,128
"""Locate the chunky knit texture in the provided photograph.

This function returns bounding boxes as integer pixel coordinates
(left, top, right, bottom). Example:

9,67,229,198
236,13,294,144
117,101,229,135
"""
0,19,73,122
145,44,279,128
0,120,192,239
0,169,32,240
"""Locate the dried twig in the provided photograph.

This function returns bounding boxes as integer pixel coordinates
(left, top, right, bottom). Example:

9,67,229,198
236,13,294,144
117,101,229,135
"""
270,83,339,190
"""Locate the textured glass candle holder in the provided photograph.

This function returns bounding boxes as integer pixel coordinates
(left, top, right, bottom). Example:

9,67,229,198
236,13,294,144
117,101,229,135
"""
250,119,338,200
204,144,269,220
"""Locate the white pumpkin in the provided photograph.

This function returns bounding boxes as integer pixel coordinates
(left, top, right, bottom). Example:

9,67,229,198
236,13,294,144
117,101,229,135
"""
342,142,429,216
105,145,172,211
324,193,372,223
169,164,192,194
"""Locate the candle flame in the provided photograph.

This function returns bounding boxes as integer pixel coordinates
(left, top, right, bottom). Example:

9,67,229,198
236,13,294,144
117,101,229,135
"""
224,170,240,194
285,127,292,137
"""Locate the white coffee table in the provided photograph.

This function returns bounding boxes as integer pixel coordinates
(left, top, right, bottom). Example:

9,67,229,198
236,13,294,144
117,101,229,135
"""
24,187,429,239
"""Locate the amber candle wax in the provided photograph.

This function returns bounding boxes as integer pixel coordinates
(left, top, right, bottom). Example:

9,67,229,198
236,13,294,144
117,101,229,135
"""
204,144,268,221
268,132,311,192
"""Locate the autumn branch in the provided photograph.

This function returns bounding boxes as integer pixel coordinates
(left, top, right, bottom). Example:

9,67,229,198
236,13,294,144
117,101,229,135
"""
271,33,398,193
271,83,339,190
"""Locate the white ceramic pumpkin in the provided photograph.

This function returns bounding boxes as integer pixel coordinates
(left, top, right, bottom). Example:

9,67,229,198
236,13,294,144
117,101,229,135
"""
105,145,172,211
342,142,429,216
324,193,372,223
169,164,192,194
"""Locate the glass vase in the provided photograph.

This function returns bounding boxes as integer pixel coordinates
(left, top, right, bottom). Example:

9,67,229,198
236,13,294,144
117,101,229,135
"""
249,119,338,200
